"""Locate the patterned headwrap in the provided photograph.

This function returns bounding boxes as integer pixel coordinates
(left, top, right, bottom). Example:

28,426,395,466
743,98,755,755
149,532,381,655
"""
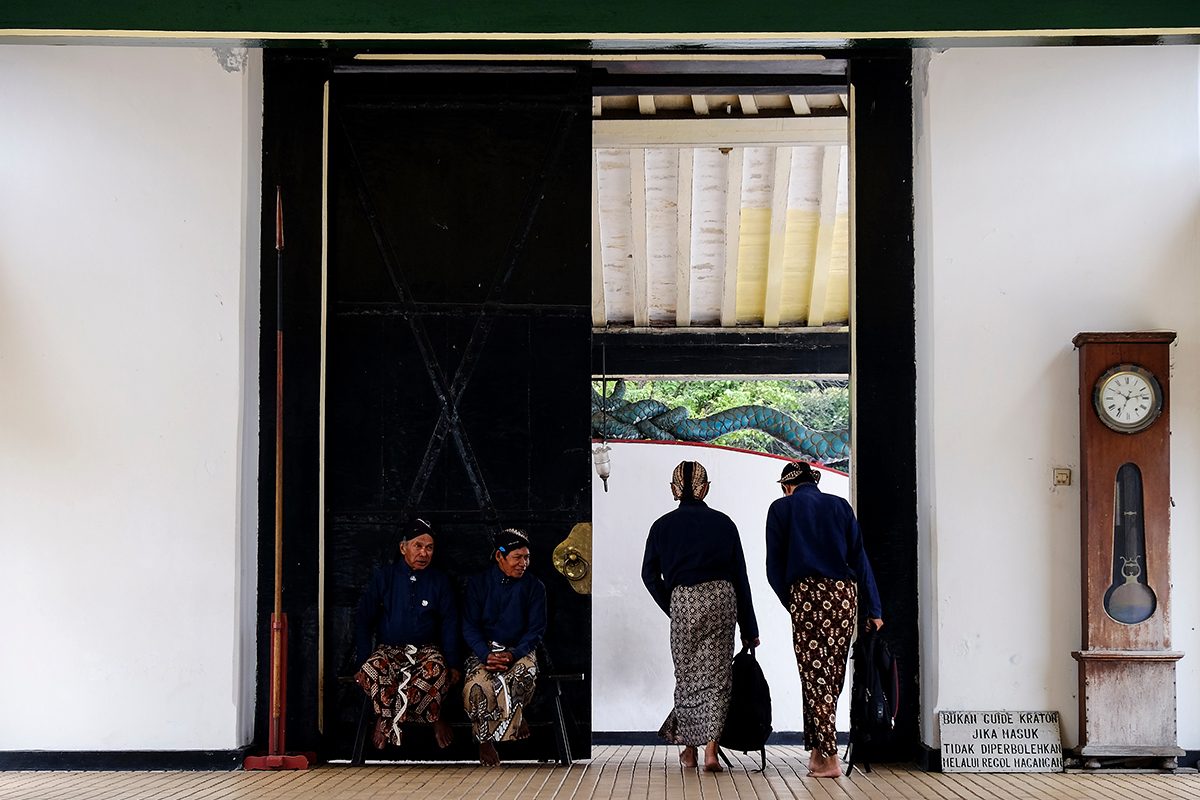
494,527,530,554
671,460,709,501
778,461,821,486
402,518,436,541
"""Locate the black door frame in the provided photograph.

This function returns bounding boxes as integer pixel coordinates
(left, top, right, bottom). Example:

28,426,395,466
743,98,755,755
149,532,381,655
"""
257,51,916,759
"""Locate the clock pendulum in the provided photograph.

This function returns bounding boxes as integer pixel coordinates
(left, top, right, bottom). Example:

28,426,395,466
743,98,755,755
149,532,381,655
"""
1071,332,1183,770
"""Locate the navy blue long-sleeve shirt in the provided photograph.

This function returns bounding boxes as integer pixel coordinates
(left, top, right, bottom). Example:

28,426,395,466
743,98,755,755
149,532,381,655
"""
462,565,547,662
765,482,883,618
354,561,461,668
641,499,759,640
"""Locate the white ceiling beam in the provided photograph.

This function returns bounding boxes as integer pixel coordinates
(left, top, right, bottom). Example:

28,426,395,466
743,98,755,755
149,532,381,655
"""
676,148,693,327
591,151,606,328
592,96,603,117
691,95,710,116
593,117,847,148
738,95,759,115
789,94,811,115
721,147,743,328
762,146,793,328
629,148,650,328
358,53,829,63
807,145,842,327
637,95,657,115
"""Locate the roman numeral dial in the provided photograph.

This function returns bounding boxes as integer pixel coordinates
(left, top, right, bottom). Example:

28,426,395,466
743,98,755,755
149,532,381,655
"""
1093,364,1164,434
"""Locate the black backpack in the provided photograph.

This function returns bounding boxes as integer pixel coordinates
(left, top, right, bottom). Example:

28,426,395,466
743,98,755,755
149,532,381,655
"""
719,645,773,770
845,627,899,774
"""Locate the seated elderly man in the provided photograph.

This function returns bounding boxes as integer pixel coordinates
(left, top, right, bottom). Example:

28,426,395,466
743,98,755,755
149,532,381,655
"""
461,528,547,766
355,519,462,750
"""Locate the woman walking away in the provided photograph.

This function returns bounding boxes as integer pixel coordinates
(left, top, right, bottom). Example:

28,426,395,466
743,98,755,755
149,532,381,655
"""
766,461,883,778
642,460,759,772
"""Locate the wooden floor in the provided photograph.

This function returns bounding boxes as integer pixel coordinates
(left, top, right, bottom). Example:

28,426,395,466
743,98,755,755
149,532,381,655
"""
2,745,1199,800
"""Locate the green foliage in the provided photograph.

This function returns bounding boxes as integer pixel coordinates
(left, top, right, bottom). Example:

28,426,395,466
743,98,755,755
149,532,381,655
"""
591,378,850,458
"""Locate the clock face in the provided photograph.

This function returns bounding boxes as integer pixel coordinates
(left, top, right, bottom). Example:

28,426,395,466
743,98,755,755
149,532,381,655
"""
1093,364,1163,434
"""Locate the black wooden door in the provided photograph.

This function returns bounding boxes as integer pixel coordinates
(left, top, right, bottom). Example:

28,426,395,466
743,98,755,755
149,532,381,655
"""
322,67,592,760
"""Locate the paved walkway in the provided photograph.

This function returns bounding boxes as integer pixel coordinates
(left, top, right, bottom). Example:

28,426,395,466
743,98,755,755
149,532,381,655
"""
2,745,1199,800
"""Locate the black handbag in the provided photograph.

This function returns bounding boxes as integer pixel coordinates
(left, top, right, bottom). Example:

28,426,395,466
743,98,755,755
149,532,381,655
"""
719,645,773,770
845,625,899,775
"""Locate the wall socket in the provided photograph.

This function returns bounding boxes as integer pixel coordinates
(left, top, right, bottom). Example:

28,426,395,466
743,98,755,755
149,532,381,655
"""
1053,468,1072,486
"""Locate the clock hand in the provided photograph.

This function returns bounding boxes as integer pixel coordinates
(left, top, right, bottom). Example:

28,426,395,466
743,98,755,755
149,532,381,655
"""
1117,393,1132,417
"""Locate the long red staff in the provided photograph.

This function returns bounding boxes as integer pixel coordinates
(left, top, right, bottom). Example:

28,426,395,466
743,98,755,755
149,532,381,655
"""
245,189,311,770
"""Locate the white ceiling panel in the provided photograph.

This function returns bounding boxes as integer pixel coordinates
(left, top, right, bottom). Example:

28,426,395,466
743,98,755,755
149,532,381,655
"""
592,99,849,331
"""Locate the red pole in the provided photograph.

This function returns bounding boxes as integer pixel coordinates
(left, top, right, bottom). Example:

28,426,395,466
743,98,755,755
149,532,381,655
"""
246,187,310,770
271,187,286,756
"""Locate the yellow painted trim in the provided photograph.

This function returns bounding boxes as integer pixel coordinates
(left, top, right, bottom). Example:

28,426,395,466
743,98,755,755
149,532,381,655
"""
316,78,330,733
2,26,1200,41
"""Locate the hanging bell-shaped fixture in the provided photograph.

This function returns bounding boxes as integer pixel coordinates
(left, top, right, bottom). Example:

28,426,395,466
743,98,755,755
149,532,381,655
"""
592,443,612,491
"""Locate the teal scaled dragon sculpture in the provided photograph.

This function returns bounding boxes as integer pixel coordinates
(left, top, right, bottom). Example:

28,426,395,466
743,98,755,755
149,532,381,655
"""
591,379,850,463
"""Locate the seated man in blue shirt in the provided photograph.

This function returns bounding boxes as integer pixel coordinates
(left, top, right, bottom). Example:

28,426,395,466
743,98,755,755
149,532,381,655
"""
461,528,547,766
355,519,462,750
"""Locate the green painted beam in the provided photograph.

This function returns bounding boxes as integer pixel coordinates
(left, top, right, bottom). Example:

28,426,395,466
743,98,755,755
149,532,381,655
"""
2,0,1200,38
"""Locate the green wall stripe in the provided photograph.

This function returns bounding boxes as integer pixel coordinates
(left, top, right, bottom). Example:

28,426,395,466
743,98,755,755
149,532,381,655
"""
3,0,1200,37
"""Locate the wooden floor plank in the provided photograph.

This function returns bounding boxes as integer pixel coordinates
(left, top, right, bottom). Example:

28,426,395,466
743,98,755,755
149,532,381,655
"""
533,762,583,800
1059,772,1136,800
773,752,829,800
601,745,628,800
863,765,930,800
610,745,640,800
757,750,806,800
563,749,607,800
853,767,916,800
899,766,973,800
938,772,1006,800
1107,772,1200,800
988,770,1068,800
5,747,1200,800
574,746,619,800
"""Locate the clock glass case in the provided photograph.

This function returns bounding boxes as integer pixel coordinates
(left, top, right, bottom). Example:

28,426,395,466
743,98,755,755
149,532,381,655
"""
1093,363,1163,434
1103,462,1157,625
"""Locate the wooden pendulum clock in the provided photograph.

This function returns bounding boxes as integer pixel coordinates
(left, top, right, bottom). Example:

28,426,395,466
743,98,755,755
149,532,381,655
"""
1072,332,1184,769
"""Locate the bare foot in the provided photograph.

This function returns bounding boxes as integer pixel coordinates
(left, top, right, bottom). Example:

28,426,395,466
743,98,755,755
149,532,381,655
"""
516,720,531,740
680,746,698,768
703,741,723,773
806,752,842,778
479,741,500,766
433,719,454,748
372,716,389,749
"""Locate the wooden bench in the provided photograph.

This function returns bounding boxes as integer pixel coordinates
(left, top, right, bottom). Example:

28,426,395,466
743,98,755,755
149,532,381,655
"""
342,664,585,766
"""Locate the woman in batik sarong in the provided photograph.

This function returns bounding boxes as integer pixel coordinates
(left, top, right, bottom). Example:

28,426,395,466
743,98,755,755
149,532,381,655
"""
355,519,462,751
642,460,759,773
765,461,883,778
461,527,547,766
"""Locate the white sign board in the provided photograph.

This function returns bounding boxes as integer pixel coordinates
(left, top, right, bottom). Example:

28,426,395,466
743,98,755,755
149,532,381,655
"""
939,711,1063,772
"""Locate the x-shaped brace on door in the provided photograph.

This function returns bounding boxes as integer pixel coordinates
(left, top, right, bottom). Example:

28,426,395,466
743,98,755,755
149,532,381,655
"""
334,101,578,535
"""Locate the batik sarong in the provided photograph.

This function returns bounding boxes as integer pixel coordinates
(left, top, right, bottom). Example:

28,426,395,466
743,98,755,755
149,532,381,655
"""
790,577,856,756
355,643,450,747
659,579,737,746
462,650,538,742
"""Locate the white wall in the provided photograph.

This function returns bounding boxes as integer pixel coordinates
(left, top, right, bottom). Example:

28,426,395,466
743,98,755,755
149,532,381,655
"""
0,45,262,750
914,45,1200,749
592,441,855,734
